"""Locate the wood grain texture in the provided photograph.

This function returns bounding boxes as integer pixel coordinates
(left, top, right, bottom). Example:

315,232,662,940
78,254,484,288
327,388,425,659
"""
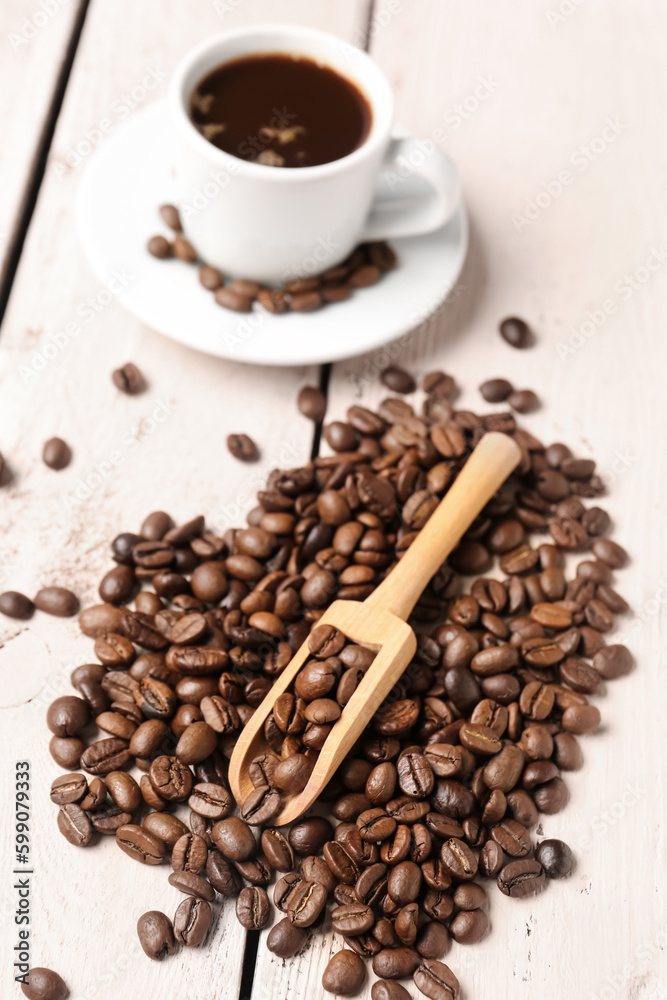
0,0,85,283
323,2,667,998
0,1,370,998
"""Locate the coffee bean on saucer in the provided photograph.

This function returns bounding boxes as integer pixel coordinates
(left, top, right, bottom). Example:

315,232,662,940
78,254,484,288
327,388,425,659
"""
297,385,327,422
480,378,513,402
381,367,415,394
257,288,288,313
42,437,71,470
499,316,532,348
290,290,322,312
159,204,182,232
199,265,223,290
0,590,34,619
214,287,252,312
173,234,197,263
20,967,68,1000
147,235,172,259
349,264,380,288
112,363,145,395
227,433,259,462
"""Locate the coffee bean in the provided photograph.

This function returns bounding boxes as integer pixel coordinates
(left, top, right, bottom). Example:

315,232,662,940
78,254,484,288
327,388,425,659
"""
112,362,145,395
499,316,532,348
414,959,460,1000
236,886,270,929
212,816,256,861
289,816,334,855
535,838,575,878
147,235,172,258
286,878,327,926
266,916,309,958
57,803,93,847
440,838,477,880
0,590,34,619
298,385,327,422
497,858,545,897
47,696,90,737
241,784,281,825
35,586,79,617
198,264,223,290
136,910,176,961
116,824,165,864
331,902,374,935
480,378,513,402
189,782,233,820
381,367,416,394
159,204,181,231
449,908,489,944
20,968,68,1000
173,234,197,263
42,437,71,470
173,895,211,946
322,949,366,996
227,433,259,462
373,947,421,980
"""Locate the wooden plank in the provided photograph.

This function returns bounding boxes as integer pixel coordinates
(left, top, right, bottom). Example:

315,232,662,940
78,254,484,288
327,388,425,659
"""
0,2,370,999
0,0,85,285
323,1,667,998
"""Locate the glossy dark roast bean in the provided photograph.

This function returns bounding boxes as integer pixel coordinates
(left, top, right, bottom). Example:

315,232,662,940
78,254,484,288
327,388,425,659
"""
497,859,545,897
322,950,367,996
173,895,212,946
413,959,460,999
535,838,576,878
236,886,270,929
267,917,309,957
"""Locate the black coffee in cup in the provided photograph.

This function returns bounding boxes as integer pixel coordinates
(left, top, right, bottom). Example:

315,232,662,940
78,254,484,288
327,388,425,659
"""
189,53,371,168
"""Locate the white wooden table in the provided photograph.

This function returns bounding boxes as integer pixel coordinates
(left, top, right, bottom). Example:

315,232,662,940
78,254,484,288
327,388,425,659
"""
1,2,665,998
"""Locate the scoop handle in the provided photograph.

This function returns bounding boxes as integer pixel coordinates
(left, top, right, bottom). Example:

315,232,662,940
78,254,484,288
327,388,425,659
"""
364,431,522,621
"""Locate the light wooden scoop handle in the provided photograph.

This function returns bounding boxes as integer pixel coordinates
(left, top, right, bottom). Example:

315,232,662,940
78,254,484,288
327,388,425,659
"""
365,431,522,620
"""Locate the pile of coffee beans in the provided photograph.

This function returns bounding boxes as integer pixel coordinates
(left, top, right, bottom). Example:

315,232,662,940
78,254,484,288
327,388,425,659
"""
147,204,397,314
42,367,631,999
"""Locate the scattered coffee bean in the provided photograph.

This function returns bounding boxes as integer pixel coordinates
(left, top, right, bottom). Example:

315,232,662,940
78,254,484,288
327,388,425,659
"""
112,362,145,394
137,910,176,960
508,389,540,413
20,968,68,1000
227,433,259,462
381,366,415,394
480,378,513,402
147,235,172,259
298,385,327,422
159,204,182,231
0,590,34,619
34,586,79,617
322,950,367,996
42,437,71,470
499,316,532,348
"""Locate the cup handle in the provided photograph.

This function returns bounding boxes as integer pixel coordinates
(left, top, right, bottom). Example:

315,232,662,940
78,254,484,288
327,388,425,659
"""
360,136,460,242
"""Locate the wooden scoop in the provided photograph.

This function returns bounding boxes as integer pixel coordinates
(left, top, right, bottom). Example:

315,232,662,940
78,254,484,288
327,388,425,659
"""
229,431,522,826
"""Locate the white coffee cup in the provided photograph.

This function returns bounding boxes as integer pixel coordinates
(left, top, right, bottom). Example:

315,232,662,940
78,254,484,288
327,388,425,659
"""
169,24,460,284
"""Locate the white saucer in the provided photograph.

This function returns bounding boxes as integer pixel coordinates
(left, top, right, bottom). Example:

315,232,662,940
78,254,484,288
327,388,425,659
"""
77,102,468,367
